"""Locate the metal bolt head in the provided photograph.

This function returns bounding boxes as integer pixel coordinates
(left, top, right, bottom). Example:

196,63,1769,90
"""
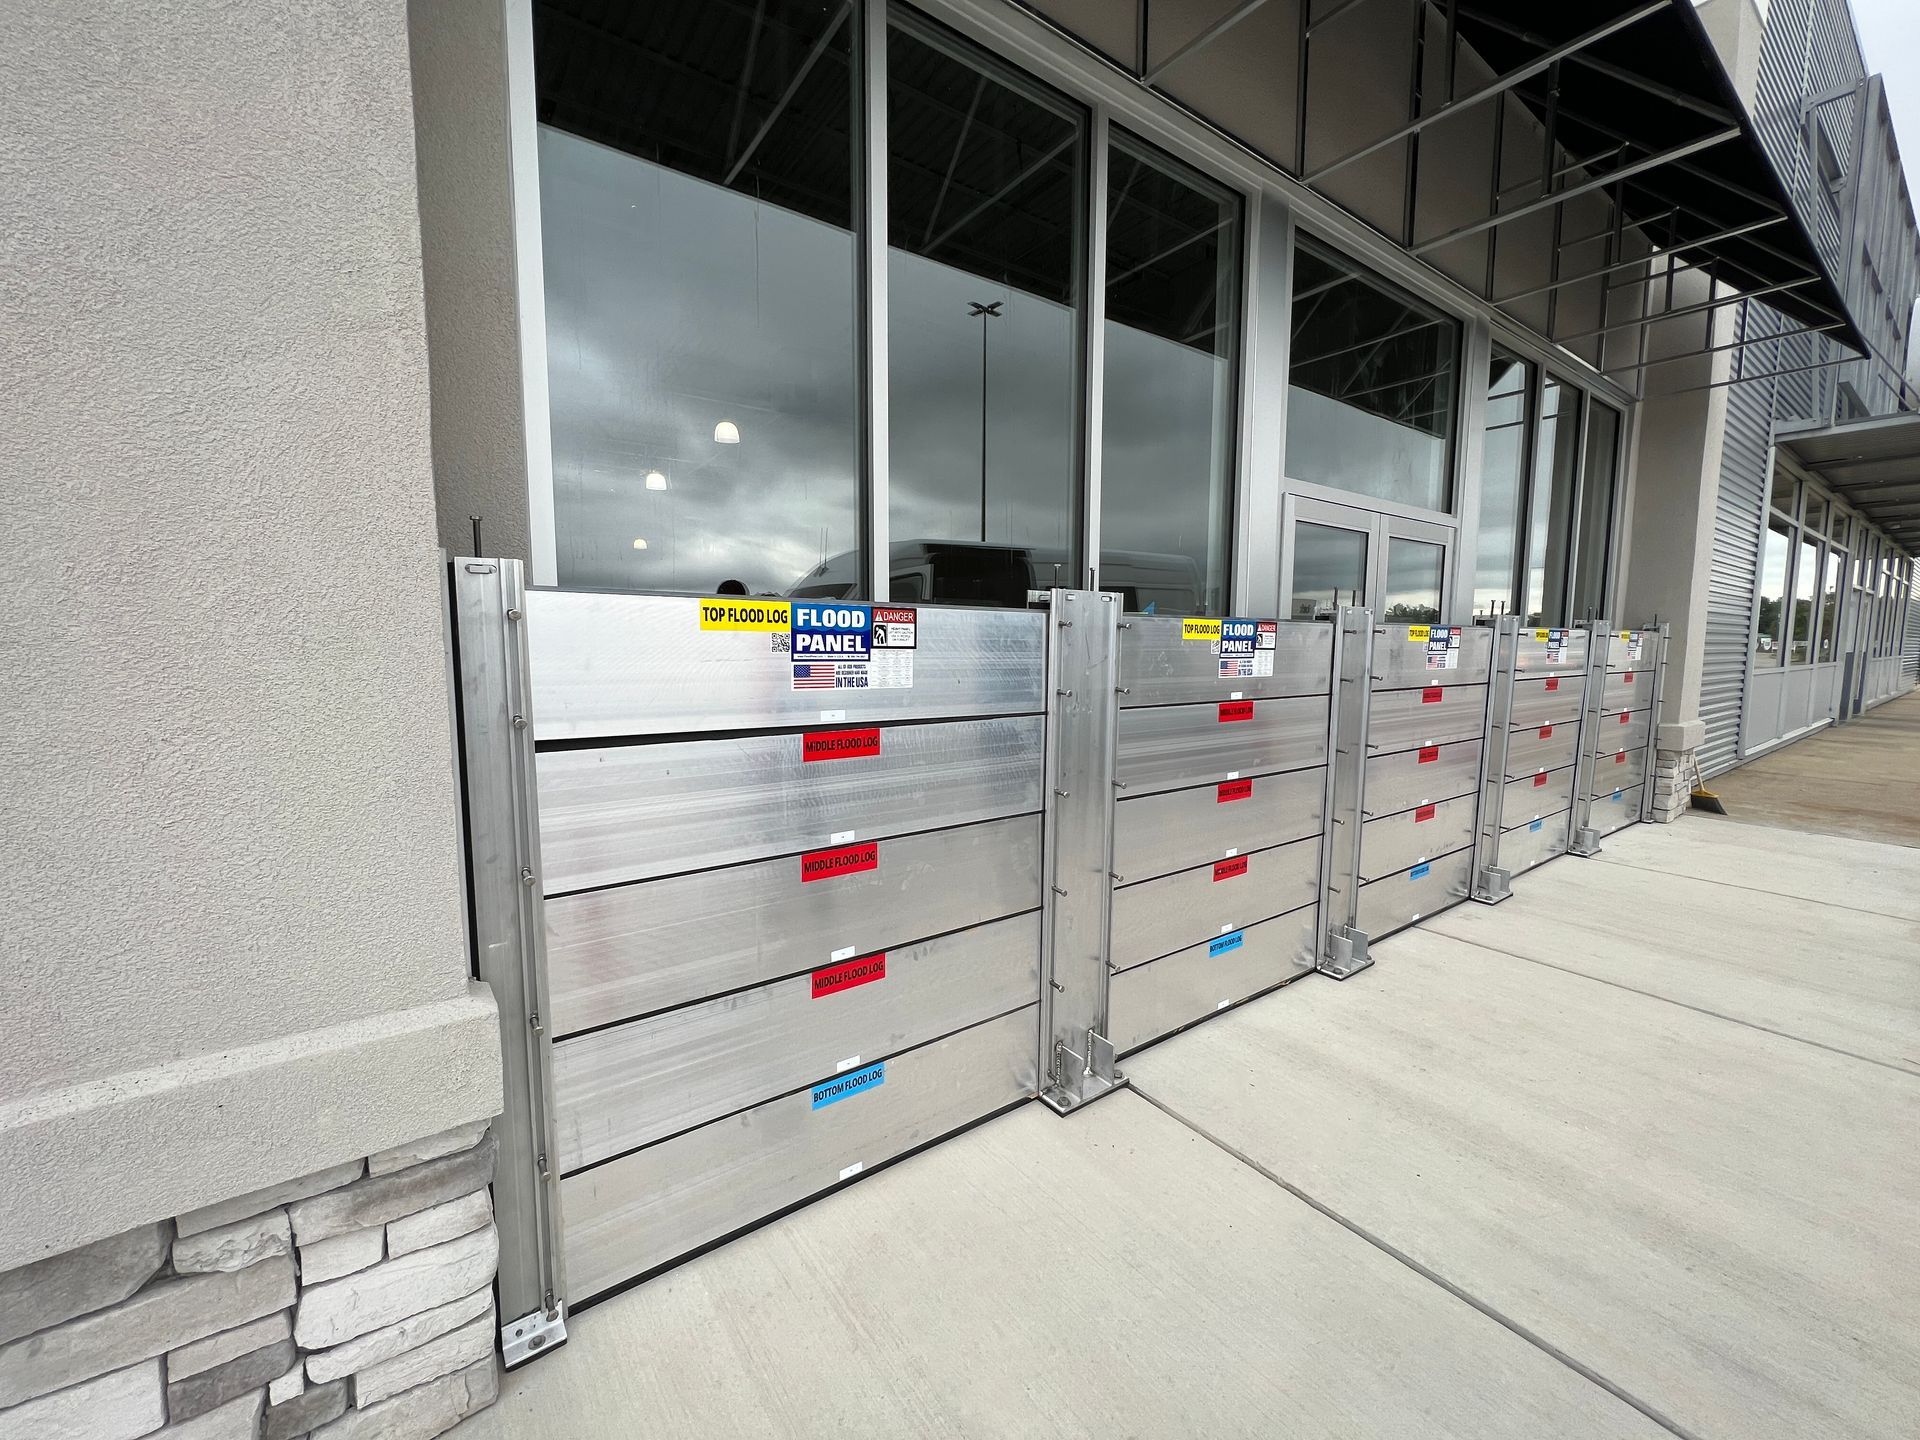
512,715,528,730
507,607,523,621
520,867,536,886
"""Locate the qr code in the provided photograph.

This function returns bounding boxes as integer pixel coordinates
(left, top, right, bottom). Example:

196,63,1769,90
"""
769,633,791,654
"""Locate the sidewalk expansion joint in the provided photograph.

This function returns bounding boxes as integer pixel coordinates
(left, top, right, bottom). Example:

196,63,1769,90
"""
1127,1083,1709,1440
1590,854,1920,924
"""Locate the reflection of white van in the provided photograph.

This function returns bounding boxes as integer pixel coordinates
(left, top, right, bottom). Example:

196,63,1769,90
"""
790,540,1204,613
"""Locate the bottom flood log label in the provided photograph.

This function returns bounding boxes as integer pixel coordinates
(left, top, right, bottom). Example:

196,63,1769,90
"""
800,840,879,882
1529,817,1544,832
1213,855,1249,882
1408,862,1432,881
811,953,887,998
1209,930,1245,958
812,1062,885,1109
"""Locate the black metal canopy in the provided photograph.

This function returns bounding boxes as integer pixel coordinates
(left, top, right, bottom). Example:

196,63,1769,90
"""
1777,414,1920,552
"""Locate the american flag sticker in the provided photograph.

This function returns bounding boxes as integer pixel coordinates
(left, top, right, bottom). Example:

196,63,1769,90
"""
792,662,870,691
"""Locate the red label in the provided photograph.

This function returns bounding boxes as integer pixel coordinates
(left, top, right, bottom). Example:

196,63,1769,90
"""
1212,855,1249,882
1417,746,1439,764
1422,687,1444,704
803,727,881,762
1539,724,1553,738
1624,671,1635,683
800,841,878,883
811,953,886,998
1216,778,1253,803
1545,676,1560,692
1414,803,1436,822
1533,772,1549,787
874,606,917,625
1615,750,1627,763
1218,700,1255,724
1620,710,1632,724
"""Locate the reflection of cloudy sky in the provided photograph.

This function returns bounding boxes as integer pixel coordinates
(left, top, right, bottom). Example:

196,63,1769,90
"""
542,127,1237,597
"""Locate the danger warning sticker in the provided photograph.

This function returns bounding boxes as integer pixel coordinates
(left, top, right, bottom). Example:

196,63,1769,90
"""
872,606,917,649
1217,778,1253,803
1218,700,1255,723
803,728,881,762
800,841,879,883
811,953,886,998
1213,855,1249,882
811,1062,884,1110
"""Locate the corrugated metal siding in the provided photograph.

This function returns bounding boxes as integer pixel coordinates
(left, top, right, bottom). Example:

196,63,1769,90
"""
1701,302,1783,776
1905,578,1919,682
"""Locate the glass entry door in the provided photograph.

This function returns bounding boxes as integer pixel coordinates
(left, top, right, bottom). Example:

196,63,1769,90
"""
1282,495,1454,622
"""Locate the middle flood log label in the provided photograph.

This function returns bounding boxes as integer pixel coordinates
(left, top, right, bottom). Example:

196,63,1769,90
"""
803,727,881,762
800,840,879,883
811,953,887,998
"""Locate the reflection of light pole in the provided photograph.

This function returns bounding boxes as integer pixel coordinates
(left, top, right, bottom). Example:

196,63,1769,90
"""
968,300,1002,543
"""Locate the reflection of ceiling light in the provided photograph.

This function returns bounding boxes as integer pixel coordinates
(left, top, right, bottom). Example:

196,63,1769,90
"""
644,471,668,490
631,538,648,550
713,420,741,444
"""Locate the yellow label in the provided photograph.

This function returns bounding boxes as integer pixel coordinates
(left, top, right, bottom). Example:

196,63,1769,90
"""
1620,630,1634,642
1407,625,1430,643
698,597,792,632
1535,629,1551,642
1182,618,1223,642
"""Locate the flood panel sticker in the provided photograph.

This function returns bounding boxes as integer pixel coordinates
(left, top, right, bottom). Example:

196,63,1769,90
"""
1425,625,1461,671
811,953,887,999
1213,855,1249,882
1622,631,1644,662
812,1062,885,1109
800,841,879,883
1209,930,1245,957
700,597,791,632
803,728,881,762
1414,803,1436,822
789,602,913,691
1417,745,1439,764
1217,778,1254,803
1218,700,1255,724
1408,862,1432,881
1219,617,1276,678
1539,627,1570,663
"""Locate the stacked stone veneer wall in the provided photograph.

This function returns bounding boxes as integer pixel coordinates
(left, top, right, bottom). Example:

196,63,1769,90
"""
0,1123,500,1440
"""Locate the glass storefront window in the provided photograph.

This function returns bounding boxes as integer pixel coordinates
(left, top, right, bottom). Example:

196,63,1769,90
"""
1286,240,1458,511
1789,538,1819,664
1756,523,1790,665
1474,348,1530,617
1770,470,1797,517
885,14,1084,606
535,0,861,595
1290,521,1368,619
1523,378,1582,626
1571,400,1621,622
1099,131,1239,615
1384,537,1443,623
1816,548,1843,663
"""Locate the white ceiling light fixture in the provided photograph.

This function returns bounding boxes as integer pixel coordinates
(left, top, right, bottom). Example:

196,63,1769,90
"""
644,470,668,490
713,419,741,444
631,537,649,550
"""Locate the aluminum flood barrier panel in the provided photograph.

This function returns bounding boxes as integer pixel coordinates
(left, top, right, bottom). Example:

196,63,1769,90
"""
1571,622,1668,852
1104,614,1333,1055
1470,620,1589,902
455,564,1049,1327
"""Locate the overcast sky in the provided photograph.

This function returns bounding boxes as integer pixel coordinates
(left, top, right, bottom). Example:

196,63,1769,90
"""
1852,0,1920,198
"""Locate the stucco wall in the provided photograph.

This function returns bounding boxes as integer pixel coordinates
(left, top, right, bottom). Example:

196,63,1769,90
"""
0,0,500,1268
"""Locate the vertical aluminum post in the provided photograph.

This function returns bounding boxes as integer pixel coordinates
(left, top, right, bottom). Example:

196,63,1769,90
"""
1639,621,1671,823
1038,589,1122,1114
1568,616,1612,857
1317,607,1374,979
1471,616,1521,902
451,558,568,1366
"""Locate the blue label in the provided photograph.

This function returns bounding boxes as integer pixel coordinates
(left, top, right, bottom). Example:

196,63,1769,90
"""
1409,862,1431,881
791,602,872,661
1220,617,1259,657
811,1061,884,1109
1529,818,1544,832
1611,788,1624,801
1209,930,1245,957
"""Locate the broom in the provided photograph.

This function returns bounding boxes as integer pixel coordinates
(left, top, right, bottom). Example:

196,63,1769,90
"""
1688,751,1729,815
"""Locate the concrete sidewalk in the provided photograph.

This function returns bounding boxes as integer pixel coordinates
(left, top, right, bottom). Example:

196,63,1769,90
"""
463,817,1920,1440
